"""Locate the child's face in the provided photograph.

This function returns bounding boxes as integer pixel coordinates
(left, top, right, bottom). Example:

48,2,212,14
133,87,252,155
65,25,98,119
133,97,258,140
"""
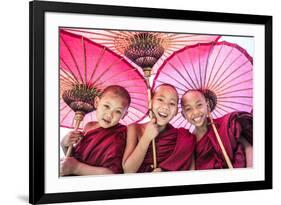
181,91,209,128
152,85,178,126
95,91,128,128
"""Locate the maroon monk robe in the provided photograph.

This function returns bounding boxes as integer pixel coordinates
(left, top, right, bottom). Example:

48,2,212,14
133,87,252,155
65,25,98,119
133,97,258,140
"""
137,124,196,172
72,123,127,174
195,111,253,170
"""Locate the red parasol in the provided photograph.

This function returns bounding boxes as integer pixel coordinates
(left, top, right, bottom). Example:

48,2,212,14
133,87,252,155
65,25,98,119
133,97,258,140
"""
60,30,149,155
152,41,253,168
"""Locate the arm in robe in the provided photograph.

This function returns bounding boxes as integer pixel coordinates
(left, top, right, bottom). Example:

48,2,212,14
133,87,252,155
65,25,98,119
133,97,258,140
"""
159,128,196,171
73,123,127,174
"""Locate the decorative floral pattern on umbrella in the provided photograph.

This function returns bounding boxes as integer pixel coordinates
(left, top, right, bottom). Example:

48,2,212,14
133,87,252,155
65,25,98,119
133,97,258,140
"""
62,28,221,75
60,30,148,129
152,41,253,130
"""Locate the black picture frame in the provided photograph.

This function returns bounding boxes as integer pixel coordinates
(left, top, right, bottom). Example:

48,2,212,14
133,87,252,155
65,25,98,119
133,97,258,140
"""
29,0,272,204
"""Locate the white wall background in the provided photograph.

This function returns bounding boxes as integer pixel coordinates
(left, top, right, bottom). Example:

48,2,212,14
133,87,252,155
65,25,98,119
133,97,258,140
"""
0,0,279,204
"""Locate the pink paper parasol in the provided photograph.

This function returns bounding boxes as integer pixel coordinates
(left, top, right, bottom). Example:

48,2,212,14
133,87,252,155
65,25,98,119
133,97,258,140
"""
152,41,253,131
60,29,148,131
62,28,221,75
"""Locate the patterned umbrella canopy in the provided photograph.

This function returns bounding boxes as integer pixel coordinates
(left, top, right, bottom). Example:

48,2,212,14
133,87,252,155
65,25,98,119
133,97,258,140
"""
62,28,220,75
152,41,253,130
60,29,148,129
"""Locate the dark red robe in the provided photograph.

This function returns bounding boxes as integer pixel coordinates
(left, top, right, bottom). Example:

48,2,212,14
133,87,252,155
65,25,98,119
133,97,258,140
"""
138,124,196,172
195,112,253,170
73,124,126,174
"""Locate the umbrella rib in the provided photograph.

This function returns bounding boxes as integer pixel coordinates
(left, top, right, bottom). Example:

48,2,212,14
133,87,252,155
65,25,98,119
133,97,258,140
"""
172,114,184,125
218,87,253,96
131,96,149,102
82,37,87,85
168,61,195,90
212,67,252,92
218,95,253,99
209,45,234,91
217,70,252,93
188,49,201,89
156,80,186,92
60,35,84,84
60,74,75,86
215,104,230,114
96,78,146,89
60,108,73,125
216,103,240,112
206,43,224,89
203,42,214,89
125,112,137,123
60,104,69,111
198,45,203,88
130,102,148,110
177,54,198,89
209,53,243,91
212,111,219,118
92,57,125,87
218,100,252,107
128,90,148,95
88,47,106,85
178,117,187,128
60,79,74,88
216,78,252,94
60,68,78,85
160,70,189,90
60,59,80,84
128,109,142,120
95,67,138,86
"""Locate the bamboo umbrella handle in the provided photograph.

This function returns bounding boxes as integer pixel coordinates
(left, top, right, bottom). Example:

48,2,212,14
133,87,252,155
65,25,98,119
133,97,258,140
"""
208,113,233,168
65,112,84,157
145,73,157,169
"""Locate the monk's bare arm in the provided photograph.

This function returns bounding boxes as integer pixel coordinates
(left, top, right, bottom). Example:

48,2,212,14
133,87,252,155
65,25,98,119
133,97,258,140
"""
190,154,195,170
240,137,253,167
74,161,114,175
122,123,155,173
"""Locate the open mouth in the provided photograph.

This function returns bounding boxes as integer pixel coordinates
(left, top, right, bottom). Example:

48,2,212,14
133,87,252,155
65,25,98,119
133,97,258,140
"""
158,112,169,119
192,116,202,123
102,119,111,124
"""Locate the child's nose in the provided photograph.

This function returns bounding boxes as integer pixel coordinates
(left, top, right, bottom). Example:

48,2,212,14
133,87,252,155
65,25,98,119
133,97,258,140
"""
105,111,113,118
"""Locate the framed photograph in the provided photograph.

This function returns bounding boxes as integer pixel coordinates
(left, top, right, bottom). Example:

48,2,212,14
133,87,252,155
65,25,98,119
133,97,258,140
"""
29,0,272,204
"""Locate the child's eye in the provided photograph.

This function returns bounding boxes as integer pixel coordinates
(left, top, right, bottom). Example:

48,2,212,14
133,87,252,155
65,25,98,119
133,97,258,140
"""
170,103,176,106
157,98,163,102
115,110,122,115
103,104,110,109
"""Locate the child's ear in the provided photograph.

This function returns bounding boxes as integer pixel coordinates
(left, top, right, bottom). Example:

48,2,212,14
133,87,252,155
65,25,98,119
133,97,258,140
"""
206,101,211,113
94,96,100,109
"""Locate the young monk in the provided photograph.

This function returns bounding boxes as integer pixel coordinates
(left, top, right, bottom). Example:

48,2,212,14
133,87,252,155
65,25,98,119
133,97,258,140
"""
122,84,196,173
181,89,253,170
60,85,130,176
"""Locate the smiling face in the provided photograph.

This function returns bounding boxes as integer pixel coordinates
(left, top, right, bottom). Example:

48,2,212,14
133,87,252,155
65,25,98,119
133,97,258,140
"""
95,91,129,128
152,85,178,127
181,90,209,128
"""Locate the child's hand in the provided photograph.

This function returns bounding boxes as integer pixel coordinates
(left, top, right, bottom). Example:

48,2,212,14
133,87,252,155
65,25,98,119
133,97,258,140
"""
60,157,80,176
62,130,83,147
143,118,159,141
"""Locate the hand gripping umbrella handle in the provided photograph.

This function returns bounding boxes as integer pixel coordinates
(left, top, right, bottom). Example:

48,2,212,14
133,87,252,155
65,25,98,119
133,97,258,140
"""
65,112,84,157
208,113,233,168
145,76,157,169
